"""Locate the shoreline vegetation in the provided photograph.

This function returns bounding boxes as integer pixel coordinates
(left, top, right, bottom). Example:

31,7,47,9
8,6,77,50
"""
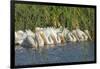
15,4,95,48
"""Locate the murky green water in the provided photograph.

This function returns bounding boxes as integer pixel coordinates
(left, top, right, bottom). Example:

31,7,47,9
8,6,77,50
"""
15,41,95,66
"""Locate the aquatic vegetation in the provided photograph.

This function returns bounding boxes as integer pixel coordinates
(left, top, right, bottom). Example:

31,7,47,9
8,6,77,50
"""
15,4,95,40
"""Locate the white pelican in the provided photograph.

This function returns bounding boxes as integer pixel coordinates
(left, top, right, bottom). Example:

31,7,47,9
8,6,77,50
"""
84,30,92,40
61,28,70,41
21,35,38,49
50,28,61,44
15,30,27,45
39,27,55,45
75,28,88,41
67,32,77,42
72,30,80,41
56,31,66,44
40,31,54,45
35,27,44,47
25,29,35,38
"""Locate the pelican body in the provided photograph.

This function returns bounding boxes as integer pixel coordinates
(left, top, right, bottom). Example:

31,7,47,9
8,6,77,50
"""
15,27,92,49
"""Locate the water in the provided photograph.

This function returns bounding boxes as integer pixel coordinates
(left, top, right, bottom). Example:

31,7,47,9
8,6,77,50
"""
15,41,95,66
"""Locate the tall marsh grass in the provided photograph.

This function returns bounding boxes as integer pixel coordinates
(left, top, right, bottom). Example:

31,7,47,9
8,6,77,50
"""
15,4,95,40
